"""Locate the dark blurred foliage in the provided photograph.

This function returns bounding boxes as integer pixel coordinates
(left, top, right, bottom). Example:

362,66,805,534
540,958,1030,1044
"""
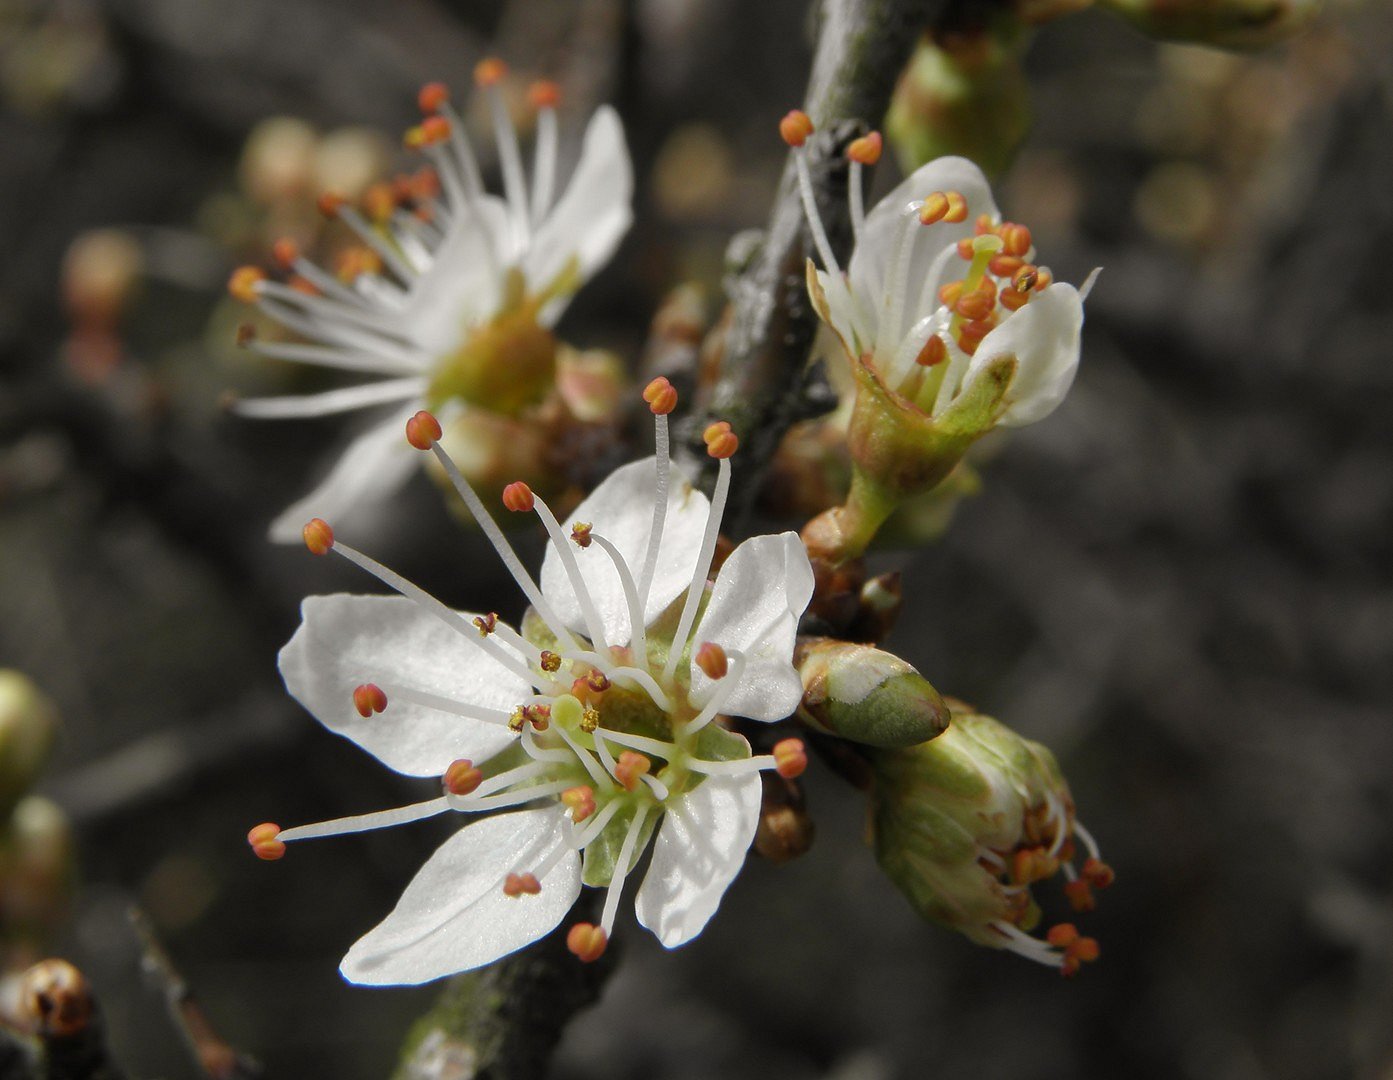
1,0,1391,1077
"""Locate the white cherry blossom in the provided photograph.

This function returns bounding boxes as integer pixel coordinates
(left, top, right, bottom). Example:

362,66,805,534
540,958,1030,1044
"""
249,383,814,985
230,61,633,542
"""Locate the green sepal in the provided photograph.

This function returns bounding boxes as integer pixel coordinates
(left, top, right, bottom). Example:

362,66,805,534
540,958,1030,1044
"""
582,802,661,888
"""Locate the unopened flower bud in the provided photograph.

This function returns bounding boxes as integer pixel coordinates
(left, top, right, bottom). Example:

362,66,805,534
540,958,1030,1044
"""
0,671,60,816
869,707,1108,969
795,639,949,748
20,959,93,1038
754,774,815,864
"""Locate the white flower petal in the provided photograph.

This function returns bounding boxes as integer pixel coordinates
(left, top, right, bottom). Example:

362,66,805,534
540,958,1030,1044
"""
690,532,813,721
278,594,528,775
526,106,633,299
267,404,423,543
340,807,581,985
397,195,512,354
849,156,998,329
962,282,1085,428
539,457,709,645
634,772,760,949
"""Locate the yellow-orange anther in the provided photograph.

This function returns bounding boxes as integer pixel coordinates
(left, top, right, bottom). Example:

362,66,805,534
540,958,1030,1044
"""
228,266,265,304
403,125,427,150
1082,857,1115,889
695,642,729,679
539,650,562,673
570,521,593,548
956,237,976,260
999,223,1032,257
474,57,508,87
420,115,452,146
473,612,498,636
779,109,814,147
1013,265,1039,294
288,275,319,296
1033,268,1053,291
580,706,600,734
989,254,1024,278
562,785,596,822
614,751,651,792
271,238,299,269
317,192,347,218
847,131,883,165
1012,846,1059,885
943,191,968,224
502,481,535,513
916,334,947,368
20,960,93,1038
418,81,449,114
773,738,808,779
938,281,964,307
352,683,388,717
566,922,608,963
334,247,381,282
248,822,286,861
303,518,334,556
643,376,678,415
920,192,950,225
508,708,526,733
503,871,541,897
703,421,739,459
956,318,994,356
1069,936,1100,962
523,704,552,731
1046,922,1079,948
405,409,442,450
364,183,396,223
998,285,1030,312
444,758,483,796
955,280,998,321
528,80,561,109
585,670,610,693
974,213,995,235
1064,879,1096,912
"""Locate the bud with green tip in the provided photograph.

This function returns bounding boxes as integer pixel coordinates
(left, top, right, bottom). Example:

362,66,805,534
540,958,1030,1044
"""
796,638,950,748
0,671,60,818
869,706,1113,974
1098,0,1319,49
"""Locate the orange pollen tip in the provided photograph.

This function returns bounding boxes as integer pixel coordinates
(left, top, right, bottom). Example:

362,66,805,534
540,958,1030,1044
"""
956,237,976,260
474,57,507,88
916,334,947,367
420,116,452,145
938,281,964,307
364,183,397,223
695,642,729,679
288,275,319,296
642,376,678,415
955,287,997,321
779,109,813,147
228,266,265,304
943,191,969,224
846,131,883,165
1068,937,1101,963
773,738,808,779
570,521,593,548
418,81,449,114
523,704,551,730
271,238,299,269
566,922,607,963
1064,879,1096,912
1082,857,1115,888
989,254,1025,278
403,126,426,150
352,683,388,717
247,823,285,861
528,80,561,109
539,651,562,673
303,518,334,556
562,785,596,821
473,612,499,636
1046,922,1080,948
919,192,949,225
1034,268,1053,290
404,409,443,451
316,192,347,218
503,871,541,897
502,481,535,513
998,287,1030,312
974,213,995,235
999,223,1032,257
444,759,483,796
614,751,652,791
703,421,739,459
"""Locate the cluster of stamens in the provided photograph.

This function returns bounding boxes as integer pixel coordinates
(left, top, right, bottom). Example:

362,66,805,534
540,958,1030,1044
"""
249,378,810,965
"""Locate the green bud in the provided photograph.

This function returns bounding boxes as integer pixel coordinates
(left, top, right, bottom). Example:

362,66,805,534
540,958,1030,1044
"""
869,707,1112,971
887,30,1032,181
0,671,60,817
1099,0,1318,48
796,638,950,748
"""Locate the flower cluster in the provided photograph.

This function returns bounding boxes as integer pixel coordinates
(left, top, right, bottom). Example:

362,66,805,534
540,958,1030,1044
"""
229,60,633,541
249,382,814,984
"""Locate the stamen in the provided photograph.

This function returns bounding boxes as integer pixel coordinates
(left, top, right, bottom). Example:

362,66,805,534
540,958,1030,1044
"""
592,727,675,758
276,796,451,842
231,378,426,420
990,921,1064,967
640,773,670,801
662,445,733,683
334,205,418,284
694,642,728,679
519,724,574,766
379,685,513,727
874,202,929,368
561,785,596,823
530,494,611,649
352,683,387,717
405,409,442,450
529,82,559,223
612,751,652,792
566,922,608,963
778,109,813,147
464,759,550,801
443,759,483,796
303,518,334,556
846,131,881,241
418,81,449,114
682,648,748,736
1082,857,1115,889
572,797,624,848
553,722,616,790
473,612,498,636
247,822,285,861
772,738,808,779
1064,879,1096,912
455,780,572,812
228,266,265,303
587,532,649,664
475,58,531,245
599,804,651,935
637,381,674,609
1073,821,1103,862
